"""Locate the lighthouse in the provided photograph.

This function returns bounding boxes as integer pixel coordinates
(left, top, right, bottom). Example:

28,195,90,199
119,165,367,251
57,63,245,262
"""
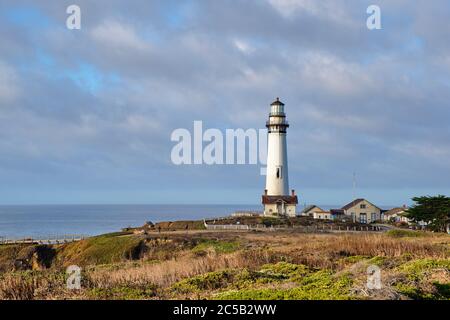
262,98,298,217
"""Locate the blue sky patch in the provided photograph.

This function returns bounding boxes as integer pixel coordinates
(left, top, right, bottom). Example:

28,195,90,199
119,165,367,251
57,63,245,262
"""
66,63,121,94
4,6,51,29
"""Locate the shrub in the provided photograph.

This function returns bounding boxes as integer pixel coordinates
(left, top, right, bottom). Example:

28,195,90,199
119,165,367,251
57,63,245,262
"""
234,268,285,288
171,270,236,293
393,258,450,300
396,258,450,281
259,262,309,281
88,284,158,300
216,271,353,300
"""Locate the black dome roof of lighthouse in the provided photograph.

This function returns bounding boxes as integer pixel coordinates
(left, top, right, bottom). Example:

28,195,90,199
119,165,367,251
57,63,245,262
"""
271,97,285,106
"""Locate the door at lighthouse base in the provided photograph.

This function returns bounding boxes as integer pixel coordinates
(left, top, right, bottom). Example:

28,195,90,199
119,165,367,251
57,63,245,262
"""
276,201,285,216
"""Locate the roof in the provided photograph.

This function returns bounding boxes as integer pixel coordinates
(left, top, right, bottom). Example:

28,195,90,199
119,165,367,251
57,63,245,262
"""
330,209,345,215
301,205,323,213
313,210,330,214
262,195,298,205
341,199,365,210
271,97,285,106
384,207,407,216
341,198,381,211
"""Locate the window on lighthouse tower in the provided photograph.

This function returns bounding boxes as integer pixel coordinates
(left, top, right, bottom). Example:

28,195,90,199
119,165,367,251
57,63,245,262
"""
276,167,282,179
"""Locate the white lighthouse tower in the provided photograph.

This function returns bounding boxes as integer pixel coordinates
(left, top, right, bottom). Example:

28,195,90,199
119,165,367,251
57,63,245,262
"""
262,98,298,217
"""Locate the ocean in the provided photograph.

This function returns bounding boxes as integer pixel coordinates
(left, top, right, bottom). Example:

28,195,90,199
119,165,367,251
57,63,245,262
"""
0,204,261,239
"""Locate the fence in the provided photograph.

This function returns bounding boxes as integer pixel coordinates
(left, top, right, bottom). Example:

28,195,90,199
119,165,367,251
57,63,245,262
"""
316,225,383,232
0,235,87,245
205,224,251,230
231,211,264,217
204,220,270,231
203,220,384,232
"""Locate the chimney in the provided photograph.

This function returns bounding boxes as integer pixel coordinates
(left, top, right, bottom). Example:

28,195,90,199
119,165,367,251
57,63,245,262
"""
291,189,295,196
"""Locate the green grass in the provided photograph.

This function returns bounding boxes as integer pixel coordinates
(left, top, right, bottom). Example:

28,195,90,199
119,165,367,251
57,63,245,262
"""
56,234,144,266
191,239,240,255
0,233,141,271
339,255,371,264
367,256,388,267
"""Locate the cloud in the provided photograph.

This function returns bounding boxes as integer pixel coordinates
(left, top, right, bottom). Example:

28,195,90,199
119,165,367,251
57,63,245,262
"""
91,20,152,52
0,61,20,104
267,0,318,16
266,0,354,24
0,0,449,204
299,53,376,96
392,142,450,165
233,39,255,55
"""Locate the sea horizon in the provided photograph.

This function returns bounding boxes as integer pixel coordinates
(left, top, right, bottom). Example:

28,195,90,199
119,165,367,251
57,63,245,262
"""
0,203,397,239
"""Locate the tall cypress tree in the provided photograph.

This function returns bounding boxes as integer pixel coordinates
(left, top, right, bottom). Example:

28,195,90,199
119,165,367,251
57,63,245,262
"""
406,195,450,232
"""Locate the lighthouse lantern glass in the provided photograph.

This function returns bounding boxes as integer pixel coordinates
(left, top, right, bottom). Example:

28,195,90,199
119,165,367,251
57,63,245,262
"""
271,104,284,115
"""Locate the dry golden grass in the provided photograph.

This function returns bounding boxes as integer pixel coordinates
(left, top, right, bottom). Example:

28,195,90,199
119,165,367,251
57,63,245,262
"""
87,232,449,291
243,232,449,268
0,230,448,300
88,250,273,290
0,272,69,300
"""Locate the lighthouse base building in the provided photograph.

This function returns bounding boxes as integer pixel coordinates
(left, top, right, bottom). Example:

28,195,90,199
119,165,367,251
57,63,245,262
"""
262,190,298,217
262,98,298,217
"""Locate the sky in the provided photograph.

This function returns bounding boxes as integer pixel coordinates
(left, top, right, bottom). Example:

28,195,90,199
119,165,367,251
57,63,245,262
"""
0,0,449,206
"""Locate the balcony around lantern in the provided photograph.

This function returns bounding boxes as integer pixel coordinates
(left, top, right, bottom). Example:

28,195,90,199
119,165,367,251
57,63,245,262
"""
266,120,289,127
269,111,286,117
